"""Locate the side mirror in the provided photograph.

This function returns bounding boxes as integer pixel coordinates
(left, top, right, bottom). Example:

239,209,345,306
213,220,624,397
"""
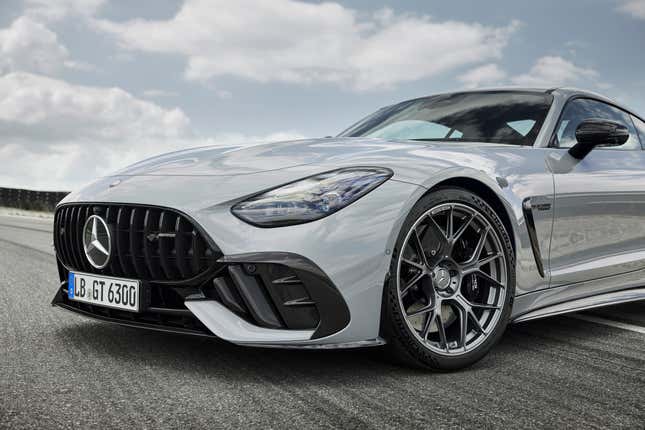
568,119,629,160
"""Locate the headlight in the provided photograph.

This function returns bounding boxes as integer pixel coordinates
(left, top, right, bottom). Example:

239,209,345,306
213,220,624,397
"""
231,167,393,227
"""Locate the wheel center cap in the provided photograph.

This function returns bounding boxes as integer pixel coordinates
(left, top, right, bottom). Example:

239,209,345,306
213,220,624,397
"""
433,267,451,290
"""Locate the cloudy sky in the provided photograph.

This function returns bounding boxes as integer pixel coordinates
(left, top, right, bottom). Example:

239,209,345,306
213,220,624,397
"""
1,0,644,191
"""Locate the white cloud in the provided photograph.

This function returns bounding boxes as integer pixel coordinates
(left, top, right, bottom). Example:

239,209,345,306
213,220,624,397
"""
94,0,519,91
64,60,97,71
617,0,645,20
0,16,70,75
0,72,190,141
24,0,106,21
0,71,190,189
457,63,507,89
142,89,179,98
455,56,607,92
0,72,302,190
214,89,232,100
0,16,94,75
510,56,598,87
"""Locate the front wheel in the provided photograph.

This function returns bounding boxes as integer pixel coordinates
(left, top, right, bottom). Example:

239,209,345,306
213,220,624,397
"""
381,187,515,370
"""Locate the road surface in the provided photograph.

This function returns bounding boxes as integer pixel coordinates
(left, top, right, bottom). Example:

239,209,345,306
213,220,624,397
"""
1,214,644,429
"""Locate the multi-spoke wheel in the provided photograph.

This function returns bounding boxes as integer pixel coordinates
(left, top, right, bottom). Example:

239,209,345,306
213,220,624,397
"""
382,188,515,370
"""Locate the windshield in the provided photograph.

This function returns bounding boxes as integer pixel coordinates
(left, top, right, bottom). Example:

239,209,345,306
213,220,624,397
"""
340,91,553,146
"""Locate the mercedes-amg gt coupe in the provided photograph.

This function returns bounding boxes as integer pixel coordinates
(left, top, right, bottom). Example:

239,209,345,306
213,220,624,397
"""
52,88,645,370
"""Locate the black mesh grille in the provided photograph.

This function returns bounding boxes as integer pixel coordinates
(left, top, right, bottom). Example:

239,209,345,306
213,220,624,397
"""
54,204,221,282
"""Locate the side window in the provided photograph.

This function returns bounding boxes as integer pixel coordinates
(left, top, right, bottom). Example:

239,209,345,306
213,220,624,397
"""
632,115,645,149
553,98,640,150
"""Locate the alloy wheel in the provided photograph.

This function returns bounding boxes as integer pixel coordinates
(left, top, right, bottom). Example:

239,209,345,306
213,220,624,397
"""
396,202,508,356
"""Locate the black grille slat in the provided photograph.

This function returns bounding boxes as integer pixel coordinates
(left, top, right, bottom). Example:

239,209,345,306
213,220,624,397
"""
143,209,163,280
69,208,83,269
116,207,132,276
74,206,85,271
104,206,112,274
129,208,148,279
158,211,178,280
71,207,79,272
56,208,67,264
63,207,76,270
190,229,202,274
82,206,92,272
54,204,220,283
75,206,86,271
175,217,190,279
105,206,120,276
66,207,75,270
54,208,63,263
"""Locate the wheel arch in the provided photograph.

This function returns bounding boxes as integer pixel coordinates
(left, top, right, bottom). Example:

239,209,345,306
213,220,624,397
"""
379,176,517,368
427,177,516,254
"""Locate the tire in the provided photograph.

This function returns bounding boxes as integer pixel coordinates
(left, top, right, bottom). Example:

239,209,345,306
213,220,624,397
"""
381,187,515,370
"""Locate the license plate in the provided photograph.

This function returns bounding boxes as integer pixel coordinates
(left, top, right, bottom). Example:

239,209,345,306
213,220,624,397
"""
67,272,140,312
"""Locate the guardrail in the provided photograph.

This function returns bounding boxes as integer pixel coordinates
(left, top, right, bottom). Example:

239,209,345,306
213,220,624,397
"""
0,187,69,212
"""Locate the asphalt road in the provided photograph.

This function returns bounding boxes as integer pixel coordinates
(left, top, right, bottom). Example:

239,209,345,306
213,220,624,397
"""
1,215,644,429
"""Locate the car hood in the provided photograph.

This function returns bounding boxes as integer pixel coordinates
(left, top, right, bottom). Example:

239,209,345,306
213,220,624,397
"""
112,137,501,177
65,137,520,210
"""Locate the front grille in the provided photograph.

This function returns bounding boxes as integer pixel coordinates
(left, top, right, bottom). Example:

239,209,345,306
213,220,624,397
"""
54,204,222,283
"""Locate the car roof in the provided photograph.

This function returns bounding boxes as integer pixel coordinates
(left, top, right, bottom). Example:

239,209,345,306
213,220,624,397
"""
418,87,552,97
410,87,642,121
550,87,643,121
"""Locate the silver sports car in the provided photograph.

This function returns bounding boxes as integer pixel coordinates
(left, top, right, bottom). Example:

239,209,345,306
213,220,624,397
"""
52,88,645,370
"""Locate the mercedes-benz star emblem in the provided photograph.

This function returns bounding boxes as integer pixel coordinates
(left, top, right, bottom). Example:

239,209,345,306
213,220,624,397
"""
433,267,451,290
82,215,112,269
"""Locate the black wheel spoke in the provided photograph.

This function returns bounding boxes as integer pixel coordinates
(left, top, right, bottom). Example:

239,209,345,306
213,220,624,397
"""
423,215,450,265
469,301,501,310
407,303,434,317
467,226,489,264
458,305,468,349
401,257,424,271
462,252,502,275
476,252,502,268
420,310,435,340
435,313,449,351
446,205,454,239
468,309,485,334
401,271,425,297
426,213,448,244
474,270,506,289
410,228,430,267
451,212,474,243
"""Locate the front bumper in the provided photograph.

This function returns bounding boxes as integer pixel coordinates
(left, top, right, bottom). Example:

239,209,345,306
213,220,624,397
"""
53,176,423,346
52,250,351,340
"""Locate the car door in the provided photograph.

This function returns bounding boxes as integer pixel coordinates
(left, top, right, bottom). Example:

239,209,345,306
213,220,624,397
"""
549,97,645,287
